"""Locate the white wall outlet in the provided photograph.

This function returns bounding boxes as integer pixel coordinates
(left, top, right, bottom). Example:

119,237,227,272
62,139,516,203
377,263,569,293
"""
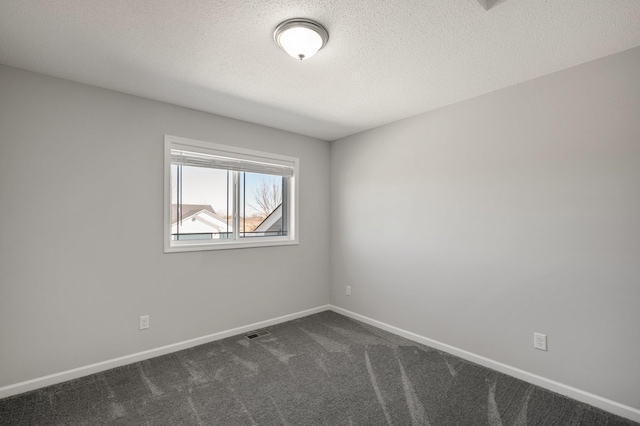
139,315,150,330
534,332,547,351
346,285,351,296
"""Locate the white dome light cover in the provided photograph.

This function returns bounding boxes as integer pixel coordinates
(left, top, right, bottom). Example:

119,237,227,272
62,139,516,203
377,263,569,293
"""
274,19,329,61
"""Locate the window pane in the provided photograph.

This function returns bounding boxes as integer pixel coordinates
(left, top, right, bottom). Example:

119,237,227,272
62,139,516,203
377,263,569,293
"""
239,172,287,238
171,163,234,240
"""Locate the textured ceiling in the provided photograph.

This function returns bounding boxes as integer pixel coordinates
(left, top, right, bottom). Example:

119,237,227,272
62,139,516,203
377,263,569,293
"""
1,0,640,141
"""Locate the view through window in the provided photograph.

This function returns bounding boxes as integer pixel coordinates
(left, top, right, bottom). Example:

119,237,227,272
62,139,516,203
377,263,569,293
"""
164,136,297,252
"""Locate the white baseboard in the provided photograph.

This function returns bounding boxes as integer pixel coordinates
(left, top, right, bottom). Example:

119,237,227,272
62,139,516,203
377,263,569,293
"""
329,305,640,423
0,305,330,400
3,304,638,423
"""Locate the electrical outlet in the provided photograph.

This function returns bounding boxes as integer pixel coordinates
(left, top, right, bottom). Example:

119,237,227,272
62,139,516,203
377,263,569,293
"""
346,285,351,296
139,315,150,330
534,332,547,351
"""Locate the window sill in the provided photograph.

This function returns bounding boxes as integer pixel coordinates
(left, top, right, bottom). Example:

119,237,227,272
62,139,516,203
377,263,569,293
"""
164,238,299,253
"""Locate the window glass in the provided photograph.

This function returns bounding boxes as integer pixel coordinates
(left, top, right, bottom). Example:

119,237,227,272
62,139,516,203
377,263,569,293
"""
170,165,233,241
239,172,286,238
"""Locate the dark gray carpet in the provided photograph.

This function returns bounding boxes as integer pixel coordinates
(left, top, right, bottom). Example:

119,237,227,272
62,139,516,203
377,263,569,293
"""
0,311,637,425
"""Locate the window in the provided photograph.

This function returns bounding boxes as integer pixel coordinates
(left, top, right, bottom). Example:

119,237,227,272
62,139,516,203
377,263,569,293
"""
164,135,298,252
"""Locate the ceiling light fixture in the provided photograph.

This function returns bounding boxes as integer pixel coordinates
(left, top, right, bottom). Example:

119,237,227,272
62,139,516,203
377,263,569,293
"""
274,18,329,61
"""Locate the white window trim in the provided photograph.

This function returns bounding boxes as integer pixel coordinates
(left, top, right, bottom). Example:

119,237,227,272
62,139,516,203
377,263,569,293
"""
164,135,299,253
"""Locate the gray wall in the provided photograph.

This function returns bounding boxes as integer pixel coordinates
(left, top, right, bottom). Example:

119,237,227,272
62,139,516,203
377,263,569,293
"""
0,65,331,388
331,47,640,409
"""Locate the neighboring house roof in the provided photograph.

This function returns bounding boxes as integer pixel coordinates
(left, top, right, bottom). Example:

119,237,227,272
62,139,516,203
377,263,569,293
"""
171,204,217,225
171,205,230,236
254,204,283,233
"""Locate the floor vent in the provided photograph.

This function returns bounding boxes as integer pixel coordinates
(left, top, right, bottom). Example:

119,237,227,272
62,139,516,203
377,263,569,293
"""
245,329,271,340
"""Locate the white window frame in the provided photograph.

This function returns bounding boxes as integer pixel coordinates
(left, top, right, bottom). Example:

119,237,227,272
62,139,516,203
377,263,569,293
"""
164,135,299,253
